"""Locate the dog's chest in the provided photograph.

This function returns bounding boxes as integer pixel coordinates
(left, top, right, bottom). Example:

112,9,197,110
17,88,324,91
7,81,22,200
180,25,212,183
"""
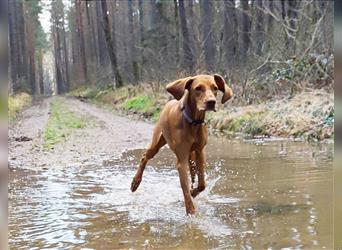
190,125,208,149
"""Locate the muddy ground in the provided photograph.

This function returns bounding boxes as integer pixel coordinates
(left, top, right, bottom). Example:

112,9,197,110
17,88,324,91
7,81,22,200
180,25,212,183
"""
9,97,154,170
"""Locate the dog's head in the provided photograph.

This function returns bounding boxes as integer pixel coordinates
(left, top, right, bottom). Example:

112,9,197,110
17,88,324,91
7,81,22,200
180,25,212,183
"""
166,74,233,111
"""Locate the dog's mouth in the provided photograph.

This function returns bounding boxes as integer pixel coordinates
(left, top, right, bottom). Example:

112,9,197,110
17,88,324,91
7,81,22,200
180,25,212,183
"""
199,106,216,112
205,107,216,112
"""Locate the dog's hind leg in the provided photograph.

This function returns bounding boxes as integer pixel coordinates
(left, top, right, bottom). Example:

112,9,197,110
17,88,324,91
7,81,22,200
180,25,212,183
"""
131,123,166,192
189,151,197,189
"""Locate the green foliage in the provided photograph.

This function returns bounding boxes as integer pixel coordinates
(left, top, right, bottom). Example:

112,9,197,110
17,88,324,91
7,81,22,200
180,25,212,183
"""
43,98,87,149
8,93,32,122
36,24,48,51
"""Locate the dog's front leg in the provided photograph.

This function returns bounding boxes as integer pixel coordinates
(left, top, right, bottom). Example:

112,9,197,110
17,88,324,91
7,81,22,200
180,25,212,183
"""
191,149,206,198
177,157,195,215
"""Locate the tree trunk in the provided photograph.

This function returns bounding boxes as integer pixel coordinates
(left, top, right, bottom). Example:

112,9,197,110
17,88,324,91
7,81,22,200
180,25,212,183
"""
174,0,180,65
69,9,77,65
179,0,195,72
128,0,139,83
8,0,19,93
75,0,87,83
62,14,70,91
38,50,44,95
254,0,263,55
223,0,237,69
240,0,250,65
100,0,123,87
96,0,108,66
200,0,215,72
86,0,97,63
187,0,197,61
26,11,36,94
17,0,28,85
138,0,145,80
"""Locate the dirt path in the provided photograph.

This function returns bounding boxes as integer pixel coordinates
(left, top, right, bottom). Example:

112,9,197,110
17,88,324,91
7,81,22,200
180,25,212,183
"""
8,97,153,170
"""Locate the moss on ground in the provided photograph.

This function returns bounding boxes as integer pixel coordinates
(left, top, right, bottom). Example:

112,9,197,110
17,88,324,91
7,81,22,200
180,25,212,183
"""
43,97,87,149
8,93,32,122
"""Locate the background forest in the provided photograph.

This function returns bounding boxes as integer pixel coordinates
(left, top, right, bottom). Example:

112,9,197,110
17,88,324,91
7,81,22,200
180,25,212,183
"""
8,0,334,140
9,0,333,101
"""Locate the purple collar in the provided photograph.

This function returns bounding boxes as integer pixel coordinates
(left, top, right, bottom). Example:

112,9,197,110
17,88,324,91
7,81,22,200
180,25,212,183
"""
181,105,205,126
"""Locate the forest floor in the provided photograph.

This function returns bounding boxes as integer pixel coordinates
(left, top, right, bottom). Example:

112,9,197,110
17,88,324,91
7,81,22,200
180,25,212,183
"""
68,85,334,142
8,96,153,169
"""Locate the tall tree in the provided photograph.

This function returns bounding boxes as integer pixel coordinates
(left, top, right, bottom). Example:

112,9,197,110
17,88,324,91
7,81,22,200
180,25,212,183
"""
138,0,145,80
240,0,251,64
223,0,237,69
128,0,139,83
100,0,123,87
200,0,215,72
253,0,263,55
75,0,87,83
95,0,108,66
17,0,29,89
25,1,37,94
62,11,70,91
51,0,66,93
173,0,180,65
85,0,97,63
179,0,195,72
8,0,19,93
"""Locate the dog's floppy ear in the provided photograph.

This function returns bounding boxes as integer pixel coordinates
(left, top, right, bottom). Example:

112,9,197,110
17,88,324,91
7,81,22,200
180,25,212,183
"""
166,77,194,100
214,74,233,104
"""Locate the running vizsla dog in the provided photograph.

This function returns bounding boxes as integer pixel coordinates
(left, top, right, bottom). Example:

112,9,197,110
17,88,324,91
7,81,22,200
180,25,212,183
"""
131,74,233,215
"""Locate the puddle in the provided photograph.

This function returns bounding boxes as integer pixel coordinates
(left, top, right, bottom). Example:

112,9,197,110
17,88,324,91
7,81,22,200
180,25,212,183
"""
8,138,333,249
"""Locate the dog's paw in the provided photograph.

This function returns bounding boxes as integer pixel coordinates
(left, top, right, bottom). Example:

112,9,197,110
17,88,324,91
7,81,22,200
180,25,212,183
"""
130,178,141,192
190,188,199,198
186,204,196,215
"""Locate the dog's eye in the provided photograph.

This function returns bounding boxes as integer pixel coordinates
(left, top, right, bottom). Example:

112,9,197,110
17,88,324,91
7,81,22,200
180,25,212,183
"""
195,86,203,91
213,86,218,91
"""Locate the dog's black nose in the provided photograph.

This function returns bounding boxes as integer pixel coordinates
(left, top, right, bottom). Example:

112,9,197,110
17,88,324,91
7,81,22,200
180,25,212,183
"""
206,100,216,110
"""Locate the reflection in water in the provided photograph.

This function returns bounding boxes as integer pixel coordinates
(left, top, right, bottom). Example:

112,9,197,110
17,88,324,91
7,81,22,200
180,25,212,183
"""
9,139,333,249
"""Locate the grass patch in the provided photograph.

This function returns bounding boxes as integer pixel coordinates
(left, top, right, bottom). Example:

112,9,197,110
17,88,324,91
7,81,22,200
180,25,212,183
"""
68,85,166,123
8,93,32,122
68,86,100,100
227,111,267,136
43,97,87,149
122,95,160,119
208,108,269,138
122,95,153,112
